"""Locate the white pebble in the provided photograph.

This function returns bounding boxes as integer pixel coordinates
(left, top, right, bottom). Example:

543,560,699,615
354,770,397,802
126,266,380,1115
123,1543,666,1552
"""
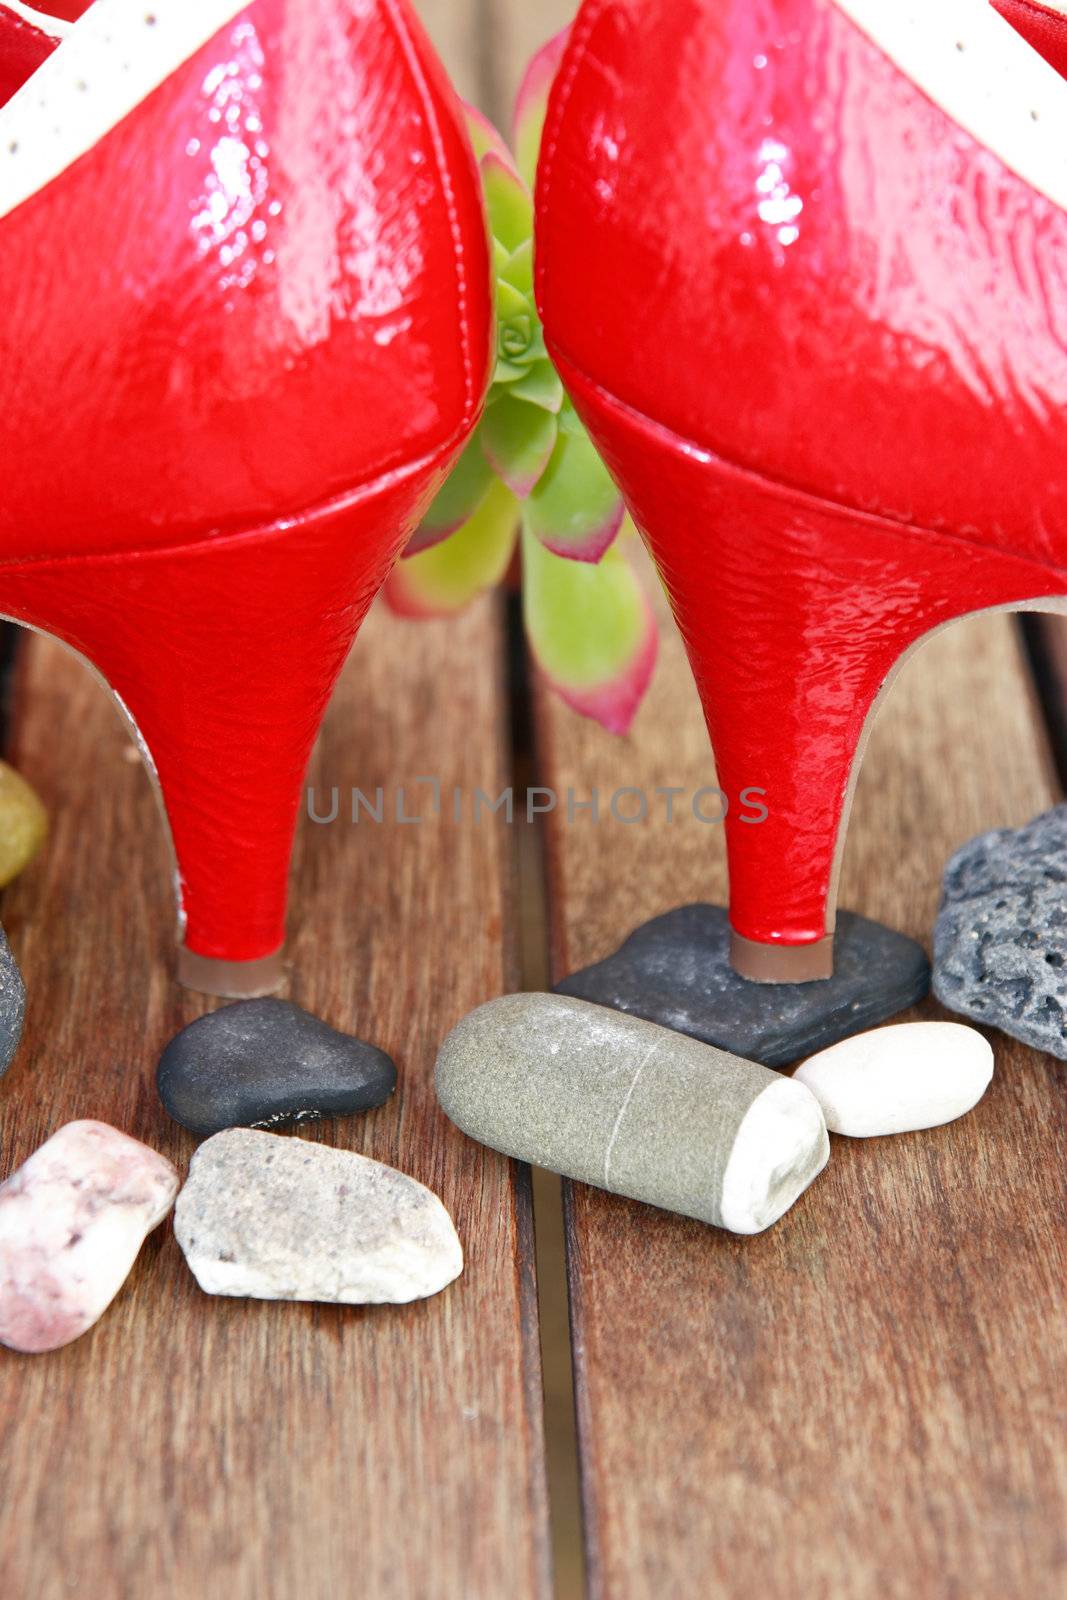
793,1022,993,1137
175,1129,463,1305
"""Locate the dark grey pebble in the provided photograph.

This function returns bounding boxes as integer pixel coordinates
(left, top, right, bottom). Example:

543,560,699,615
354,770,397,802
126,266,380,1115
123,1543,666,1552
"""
554,904,930,1068
0,926,24,1080
157,999,397,1135
934,804,1067,1059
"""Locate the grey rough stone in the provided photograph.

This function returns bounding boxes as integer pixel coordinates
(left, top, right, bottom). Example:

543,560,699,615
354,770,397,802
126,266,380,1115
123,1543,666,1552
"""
554,904,929,1068
174,1128,462,1304
0,926,25,1080
436,993,829,1234
157,999,396,1135
933,805,1067,1058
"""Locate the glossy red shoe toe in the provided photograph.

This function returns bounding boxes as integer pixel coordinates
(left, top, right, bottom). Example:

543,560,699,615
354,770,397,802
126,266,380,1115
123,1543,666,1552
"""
0,0,491,992
536,0,1067,980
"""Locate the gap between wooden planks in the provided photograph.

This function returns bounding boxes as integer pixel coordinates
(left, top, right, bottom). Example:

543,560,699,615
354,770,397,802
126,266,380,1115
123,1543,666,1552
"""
535,548,1067,1600
0,596,552,1600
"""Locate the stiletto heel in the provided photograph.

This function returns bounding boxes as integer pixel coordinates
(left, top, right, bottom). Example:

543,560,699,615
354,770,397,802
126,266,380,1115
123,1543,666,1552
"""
557,360,1067,982
0,461,447,995
537,0,1067,981
0,0,491,992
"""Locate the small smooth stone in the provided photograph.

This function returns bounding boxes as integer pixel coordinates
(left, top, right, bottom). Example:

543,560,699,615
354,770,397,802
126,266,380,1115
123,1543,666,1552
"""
793,1022,994,1137
934,805,1067,1058
0,924,25,1080
174,1129,462,1304
0,1121,179,1354
0,761,46,888
157,998,397,1135
555,904,930,1068
436,993,829,1234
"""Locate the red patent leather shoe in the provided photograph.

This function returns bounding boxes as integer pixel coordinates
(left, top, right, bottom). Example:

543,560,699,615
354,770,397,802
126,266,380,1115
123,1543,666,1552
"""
0,3,63,105
994,0,1067,77
536,0,1067,982
0,0,491,994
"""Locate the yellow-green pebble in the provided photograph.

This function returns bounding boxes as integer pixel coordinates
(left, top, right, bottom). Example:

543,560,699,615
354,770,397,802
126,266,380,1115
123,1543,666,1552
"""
0,762,46,887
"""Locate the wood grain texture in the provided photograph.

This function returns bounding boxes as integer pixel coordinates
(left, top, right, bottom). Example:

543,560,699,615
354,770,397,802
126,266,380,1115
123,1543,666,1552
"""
536,548,1067,1599
0,598,550,1600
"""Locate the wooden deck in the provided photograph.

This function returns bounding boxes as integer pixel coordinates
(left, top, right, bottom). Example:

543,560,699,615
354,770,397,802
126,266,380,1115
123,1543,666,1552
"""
1,5,1066,1597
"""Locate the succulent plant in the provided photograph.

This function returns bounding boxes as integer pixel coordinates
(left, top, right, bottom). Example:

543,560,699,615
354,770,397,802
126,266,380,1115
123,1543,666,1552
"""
382,29,657,736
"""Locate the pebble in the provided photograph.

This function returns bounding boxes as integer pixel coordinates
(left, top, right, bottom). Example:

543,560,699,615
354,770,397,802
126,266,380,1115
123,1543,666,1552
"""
157,999,397,1135
793,1022,994,1136
436,992,829,1234
0,761,46,888
934,805,1067,1058
555,904,930,1067
0,1121,179,1354
174,1128,462,1304
0,925,24,1079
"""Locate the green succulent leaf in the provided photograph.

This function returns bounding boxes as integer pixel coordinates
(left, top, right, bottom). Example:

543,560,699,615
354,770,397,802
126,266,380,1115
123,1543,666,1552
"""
507,358,564,414
480,152,532,254
521,524,657,734
525,426,623,561
396,67,658,735
409,432,496,554
501,239,534,296
481,393,558,498
385,479,519,619
466,103,514,166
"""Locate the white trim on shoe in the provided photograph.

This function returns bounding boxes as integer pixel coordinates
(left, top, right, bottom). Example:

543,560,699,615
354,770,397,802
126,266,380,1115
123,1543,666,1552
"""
0,0,251,221
833,0,1067,210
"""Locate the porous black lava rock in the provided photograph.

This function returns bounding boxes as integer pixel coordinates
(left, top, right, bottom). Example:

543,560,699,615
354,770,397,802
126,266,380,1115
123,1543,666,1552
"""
934,805,1067,1059
554,903,930,1068
0,926,24,1079
157,999,397,1135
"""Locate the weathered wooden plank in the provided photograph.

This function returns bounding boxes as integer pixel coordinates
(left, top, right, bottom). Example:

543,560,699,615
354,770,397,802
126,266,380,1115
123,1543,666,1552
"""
536,546,1067,1598
0,594,551,1600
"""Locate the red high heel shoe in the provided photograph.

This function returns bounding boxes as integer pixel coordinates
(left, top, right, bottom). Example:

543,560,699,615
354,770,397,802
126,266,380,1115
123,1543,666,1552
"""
535,0,1067,982
0,0,491,994
994,0,1067,77
0,3,64,105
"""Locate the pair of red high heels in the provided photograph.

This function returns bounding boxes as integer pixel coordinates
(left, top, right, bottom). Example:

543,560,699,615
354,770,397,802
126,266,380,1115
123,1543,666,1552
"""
1,0,1065,994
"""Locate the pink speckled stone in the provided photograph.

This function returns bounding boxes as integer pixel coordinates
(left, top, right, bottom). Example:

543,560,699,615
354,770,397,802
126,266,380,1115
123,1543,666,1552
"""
0,1120,179,1354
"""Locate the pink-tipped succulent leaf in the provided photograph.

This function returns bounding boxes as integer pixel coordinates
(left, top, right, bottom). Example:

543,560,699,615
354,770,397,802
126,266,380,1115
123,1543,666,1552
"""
522,526,658,735
525,423,625,562
514,27,571,190
385,480,518,619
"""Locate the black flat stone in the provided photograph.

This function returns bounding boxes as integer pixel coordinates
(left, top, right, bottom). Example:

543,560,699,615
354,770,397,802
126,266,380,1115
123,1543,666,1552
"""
157,999,397,1136
933,804,1067,1059
554,904,930,1068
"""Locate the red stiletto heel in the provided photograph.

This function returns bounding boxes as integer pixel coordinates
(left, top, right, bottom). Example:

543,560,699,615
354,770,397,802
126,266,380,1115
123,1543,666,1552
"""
0,0,491,993
536,0,1067,982
558,359,1067,981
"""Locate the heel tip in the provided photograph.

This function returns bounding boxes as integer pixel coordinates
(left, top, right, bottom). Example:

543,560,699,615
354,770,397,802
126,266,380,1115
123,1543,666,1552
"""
177,946,286,998
730,931,835,984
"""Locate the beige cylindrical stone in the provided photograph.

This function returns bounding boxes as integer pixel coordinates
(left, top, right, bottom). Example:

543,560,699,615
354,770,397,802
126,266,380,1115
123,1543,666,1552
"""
436,994,829,1234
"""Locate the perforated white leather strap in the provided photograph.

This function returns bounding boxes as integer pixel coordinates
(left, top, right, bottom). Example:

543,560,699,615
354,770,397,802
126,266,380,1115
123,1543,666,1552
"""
0,0,251,220
833,0,1067,211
